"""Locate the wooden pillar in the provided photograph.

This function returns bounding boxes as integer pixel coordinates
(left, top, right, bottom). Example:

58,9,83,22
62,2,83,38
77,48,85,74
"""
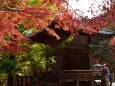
7,73,14,86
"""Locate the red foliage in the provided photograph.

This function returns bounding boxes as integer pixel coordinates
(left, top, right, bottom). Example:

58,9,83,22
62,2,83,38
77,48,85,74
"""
0,1,56,54
0,0,115,54
0,19,28,55
110,37,115,49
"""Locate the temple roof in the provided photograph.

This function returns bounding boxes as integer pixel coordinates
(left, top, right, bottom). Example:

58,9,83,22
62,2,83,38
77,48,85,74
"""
99,28,115,34
78,28,115,38
28,29,71,46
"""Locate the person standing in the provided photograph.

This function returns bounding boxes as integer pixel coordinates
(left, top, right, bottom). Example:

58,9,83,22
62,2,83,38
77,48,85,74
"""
102,64,112,86
102,64,109,76
107,72,112,86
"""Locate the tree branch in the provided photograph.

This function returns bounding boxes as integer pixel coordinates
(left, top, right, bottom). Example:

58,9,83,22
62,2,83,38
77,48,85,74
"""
0,6,48,17
0,6,21,11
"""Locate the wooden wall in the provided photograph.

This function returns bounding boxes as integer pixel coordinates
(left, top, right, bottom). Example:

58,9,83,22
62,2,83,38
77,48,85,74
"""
62,35,90,70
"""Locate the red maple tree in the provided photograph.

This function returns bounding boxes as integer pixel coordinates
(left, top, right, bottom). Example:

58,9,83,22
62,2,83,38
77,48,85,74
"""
0,0,114,55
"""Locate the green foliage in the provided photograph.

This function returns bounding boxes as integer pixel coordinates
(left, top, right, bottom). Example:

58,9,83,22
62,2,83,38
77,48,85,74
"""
48,4,57,11
16,43,56,75
90,39,110,57
15,36,73,75
0,73,7,86
0,36,73,76
27,0,42,6
0,54,17,73
4,34,11,41
89,39,115,64
15,59,32,75
0,59,16,73
30,43,47,72
18,24,26,33
56,36,73,50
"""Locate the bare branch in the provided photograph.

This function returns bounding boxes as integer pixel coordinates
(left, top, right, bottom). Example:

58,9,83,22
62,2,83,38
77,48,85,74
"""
63,0,82,18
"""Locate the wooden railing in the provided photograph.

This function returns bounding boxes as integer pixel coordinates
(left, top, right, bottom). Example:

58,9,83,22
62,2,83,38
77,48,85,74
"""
60,70,107,86
61,70,100,78
15,75,33,86
7,70,108,86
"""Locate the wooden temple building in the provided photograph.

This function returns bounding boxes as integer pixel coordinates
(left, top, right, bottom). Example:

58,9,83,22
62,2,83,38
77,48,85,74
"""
10,27,115,86
12,17,115,86
29,26,115,86
58,28,115,86
30,27,115,85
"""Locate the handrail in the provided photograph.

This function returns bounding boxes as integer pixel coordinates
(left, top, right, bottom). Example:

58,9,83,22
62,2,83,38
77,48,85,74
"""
61,69,100,72
60,69,102,79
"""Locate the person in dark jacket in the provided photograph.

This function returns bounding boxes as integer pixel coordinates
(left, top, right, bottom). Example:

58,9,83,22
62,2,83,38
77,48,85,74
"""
102,64,109,76
102,64,112,86
107,72,112,86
